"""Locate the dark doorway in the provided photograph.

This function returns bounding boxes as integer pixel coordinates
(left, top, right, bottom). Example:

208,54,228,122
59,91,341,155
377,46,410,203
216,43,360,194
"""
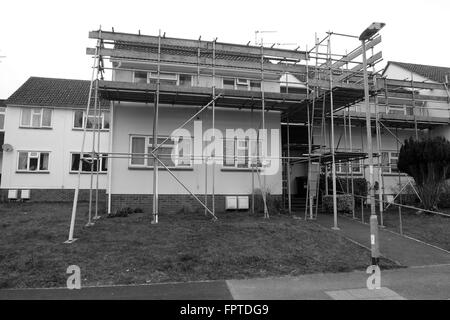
296,177,308,197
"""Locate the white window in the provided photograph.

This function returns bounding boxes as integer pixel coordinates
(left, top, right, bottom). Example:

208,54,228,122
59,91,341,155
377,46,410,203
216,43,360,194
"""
381,151,399,173
133,71,192,87
223,138,262,169
387,105,407,115
222,78,261,91
70,153,108,172
73,110,110,130
336,160,362,174
20,108,52,128
130,135,192,168
0,106,5,131
17,151,49,172
149,72,178,86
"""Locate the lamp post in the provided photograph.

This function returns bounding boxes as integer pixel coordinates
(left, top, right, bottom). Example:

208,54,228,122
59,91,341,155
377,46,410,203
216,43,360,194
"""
360,22,385,265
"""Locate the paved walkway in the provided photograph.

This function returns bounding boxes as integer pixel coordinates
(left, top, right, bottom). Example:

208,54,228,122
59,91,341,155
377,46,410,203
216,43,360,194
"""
1,265,448,300
315,213,450,267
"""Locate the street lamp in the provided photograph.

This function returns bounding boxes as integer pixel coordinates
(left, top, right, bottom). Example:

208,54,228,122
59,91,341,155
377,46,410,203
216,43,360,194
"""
360,22,385,266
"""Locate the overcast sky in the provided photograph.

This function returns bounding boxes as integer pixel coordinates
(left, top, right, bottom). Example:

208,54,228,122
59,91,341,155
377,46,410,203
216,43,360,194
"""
1,0,449,98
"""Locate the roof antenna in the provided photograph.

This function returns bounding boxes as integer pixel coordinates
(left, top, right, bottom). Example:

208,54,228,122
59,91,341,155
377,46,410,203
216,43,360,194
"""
112,27,115,33
163,32,166,38
198,35,201,41
246,41,251,46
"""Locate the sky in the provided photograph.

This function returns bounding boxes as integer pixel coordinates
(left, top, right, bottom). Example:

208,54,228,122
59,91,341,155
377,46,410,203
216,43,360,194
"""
1,0,449,99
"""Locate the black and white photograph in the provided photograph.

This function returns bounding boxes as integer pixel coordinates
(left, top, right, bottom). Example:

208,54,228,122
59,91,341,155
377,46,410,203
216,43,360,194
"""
0,0,449,309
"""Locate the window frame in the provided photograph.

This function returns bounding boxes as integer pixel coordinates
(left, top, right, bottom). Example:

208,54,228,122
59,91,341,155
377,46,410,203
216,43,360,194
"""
129,135,193,169
222,78,261,91
381,151,399,174
20,107,53,129
73,110,110,131
0,106,5,131
223,137,262,169
70,152,108,173
16,151,50,173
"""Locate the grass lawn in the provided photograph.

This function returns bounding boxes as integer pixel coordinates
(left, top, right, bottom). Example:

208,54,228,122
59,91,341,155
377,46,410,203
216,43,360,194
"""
0,202,399,289
352,206,450,251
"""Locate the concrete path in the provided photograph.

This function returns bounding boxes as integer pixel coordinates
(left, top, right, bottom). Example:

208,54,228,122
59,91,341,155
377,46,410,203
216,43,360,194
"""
315,213,450,267
1,265,449,300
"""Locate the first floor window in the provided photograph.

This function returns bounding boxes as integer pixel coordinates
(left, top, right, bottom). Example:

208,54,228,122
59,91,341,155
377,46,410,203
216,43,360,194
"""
134,71,148,84
17,151,49,172
0,106,5,131
73,110,110,130
71,153,108,172
130,135,192,168
21,108,52,128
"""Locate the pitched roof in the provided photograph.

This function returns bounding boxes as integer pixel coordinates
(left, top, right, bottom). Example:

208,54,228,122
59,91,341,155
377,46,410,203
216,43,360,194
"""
115,41,270,64
388,61,450,83
6,77,109,108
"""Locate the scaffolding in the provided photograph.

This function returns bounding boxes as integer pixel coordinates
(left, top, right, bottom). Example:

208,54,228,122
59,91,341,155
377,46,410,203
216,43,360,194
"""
65,27,450,242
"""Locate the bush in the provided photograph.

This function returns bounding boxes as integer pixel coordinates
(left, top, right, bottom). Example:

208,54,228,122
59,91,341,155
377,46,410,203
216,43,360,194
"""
253,189,284,215
319,175,367,197
108,207,134,218
322,194,354,213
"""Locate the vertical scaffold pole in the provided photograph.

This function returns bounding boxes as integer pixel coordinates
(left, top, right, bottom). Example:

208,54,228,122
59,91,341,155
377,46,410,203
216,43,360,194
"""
87,74,99,227
211,39,216,217
349,109,355,219
94,75,102,220
66,38,101,243
287,118,292,214
374,75,384,226
107,101,114,215
151,30,161,224
328,37,339,230
260,40,269,219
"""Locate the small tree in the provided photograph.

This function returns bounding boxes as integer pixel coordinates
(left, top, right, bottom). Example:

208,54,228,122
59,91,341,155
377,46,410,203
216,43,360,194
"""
397,136,450,211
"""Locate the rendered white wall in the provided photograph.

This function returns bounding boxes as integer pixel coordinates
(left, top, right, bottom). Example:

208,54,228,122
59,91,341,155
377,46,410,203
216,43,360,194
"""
110,102,282,195
1,106,110,190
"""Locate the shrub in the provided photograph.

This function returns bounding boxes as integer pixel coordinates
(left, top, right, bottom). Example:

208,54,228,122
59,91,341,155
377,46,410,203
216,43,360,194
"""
108,207,134,218
322,194,354,213
398,136,450,210
319,176,367,197
253,189,284,215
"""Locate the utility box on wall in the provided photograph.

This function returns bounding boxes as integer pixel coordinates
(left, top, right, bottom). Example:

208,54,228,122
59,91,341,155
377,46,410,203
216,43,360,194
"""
237,196,249,210
225,196,237,210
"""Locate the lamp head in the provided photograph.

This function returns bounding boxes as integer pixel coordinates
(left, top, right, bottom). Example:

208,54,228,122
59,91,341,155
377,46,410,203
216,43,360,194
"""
359,22,385,41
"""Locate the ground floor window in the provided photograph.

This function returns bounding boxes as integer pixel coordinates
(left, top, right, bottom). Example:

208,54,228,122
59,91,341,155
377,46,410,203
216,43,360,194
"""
71,153,108,172
130,135,192,168
17,151,49,172
381,151,399,173
223,138,263,169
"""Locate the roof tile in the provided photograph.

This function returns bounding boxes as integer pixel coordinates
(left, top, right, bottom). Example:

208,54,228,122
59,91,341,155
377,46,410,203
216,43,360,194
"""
6,77,109,108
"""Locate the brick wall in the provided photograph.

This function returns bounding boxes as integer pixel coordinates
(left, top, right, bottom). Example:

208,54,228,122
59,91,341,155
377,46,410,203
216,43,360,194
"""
0,189,106,203
111,194,283,215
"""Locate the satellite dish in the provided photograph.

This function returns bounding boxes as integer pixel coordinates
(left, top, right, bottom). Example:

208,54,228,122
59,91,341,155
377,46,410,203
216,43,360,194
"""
2,144,13,152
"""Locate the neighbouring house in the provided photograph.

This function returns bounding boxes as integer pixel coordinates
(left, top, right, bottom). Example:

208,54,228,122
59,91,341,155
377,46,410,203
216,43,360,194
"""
300,61,450,203
1,77,110,202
